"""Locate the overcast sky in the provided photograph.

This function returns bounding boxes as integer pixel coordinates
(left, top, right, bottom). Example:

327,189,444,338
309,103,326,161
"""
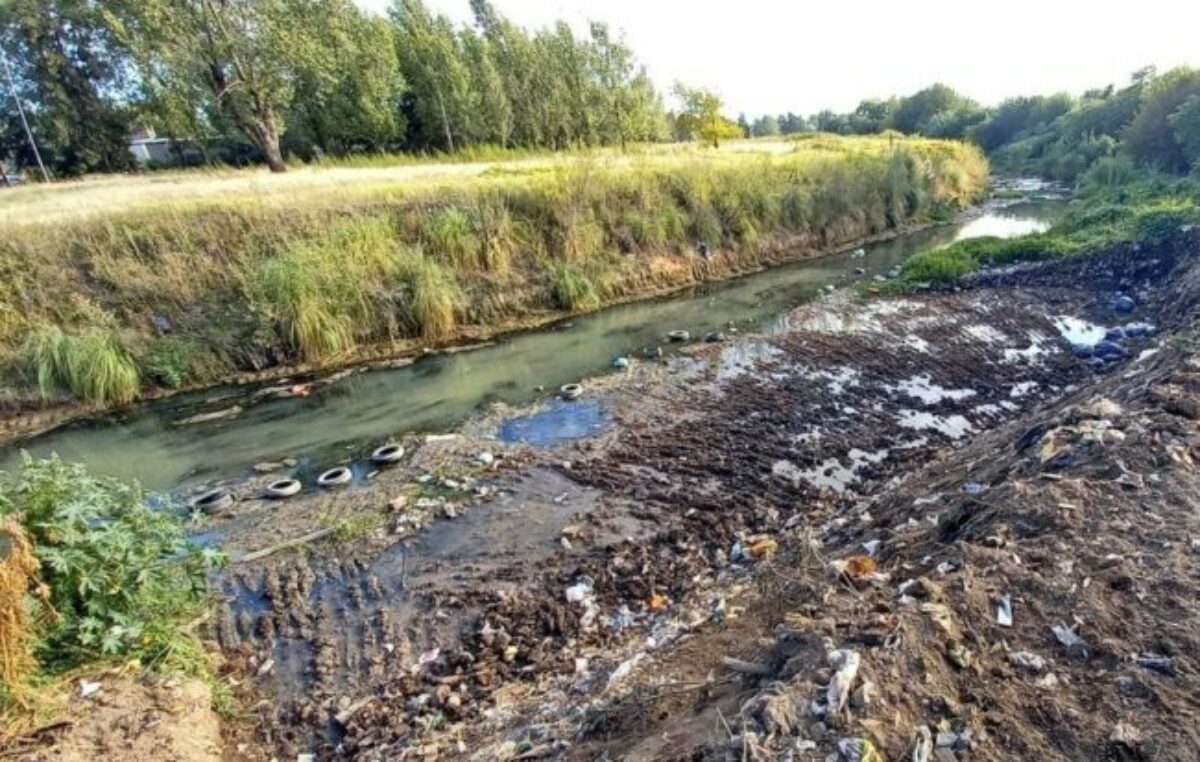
356,0,1199,116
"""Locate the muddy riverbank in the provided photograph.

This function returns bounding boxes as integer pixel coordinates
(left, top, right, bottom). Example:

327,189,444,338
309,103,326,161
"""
193,225,1200,760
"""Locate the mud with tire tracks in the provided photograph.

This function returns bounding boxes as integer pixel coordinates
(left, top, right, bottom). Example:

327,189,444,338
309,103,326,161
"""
203,230,1200,761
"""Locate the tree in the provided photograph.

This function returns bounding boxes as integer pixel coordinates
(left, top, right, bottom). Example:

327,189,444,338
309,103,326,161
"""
287,11,406,156
750,115,780,137
673,84,741,148
392,0,476,152
1125,67,1200,173
1,0,136,176
891,83,975,135
1168,94,1200,171
110,0,344,172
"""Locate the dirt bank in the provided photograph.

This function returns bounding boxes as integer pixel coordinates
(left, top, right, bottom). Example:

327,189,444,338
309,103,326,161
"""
168,229,1200,759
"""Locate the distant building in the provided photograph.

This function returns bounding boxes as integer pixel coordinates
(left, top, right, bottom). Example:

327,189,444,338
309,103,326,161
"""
128,127,176,167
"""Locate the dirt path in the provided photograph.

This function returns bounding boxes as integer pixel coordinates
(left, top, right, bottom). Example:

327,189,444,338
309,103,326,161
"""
199,230,1200,760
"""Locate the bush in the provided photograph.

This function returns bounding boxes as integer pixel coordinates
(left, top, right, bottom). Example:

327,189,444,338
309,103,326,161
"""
423,207,482,271
1131,202,1199,243
548,262,601,310
398,249,461,338
0,455,221,672
22,326,141,406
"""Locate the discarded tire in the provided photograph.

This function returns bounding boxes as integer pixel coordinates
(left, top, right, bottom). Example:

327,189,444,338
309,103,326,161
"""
371,443,405,464
191,489,233,513
265,478,302,499
667,330,690,342
560,383,583,401
317,466,353,487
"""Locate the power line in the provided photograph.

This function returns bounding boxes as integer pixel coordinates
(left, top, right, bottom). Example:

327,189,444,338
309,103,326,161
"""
1,48,50,183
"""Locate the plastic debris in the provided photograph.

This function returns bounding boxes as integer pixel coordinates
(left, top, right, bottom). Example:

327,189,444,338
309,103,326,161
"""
826,645,861,716
997,594,1013,627
606,653,646,689
418,648,440,665
1051,623,1090,659
843,555,877,580
79,680,101,698
747,537,778,559
836,737,884,762
565,580,593,603
1134,654,1176,676
962,481,985,495
612,356,630,369
1009,651,1047,672
1110,720,1142,747
647,591,668,613
911,726,932,762
862,539,881,556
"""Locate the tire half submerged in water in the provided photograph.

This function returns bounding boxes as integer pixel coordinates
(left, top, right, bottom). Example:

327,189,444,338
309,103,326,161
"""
371,443,405,464
317,467,353,487
191,489,233,513
265,478,302,499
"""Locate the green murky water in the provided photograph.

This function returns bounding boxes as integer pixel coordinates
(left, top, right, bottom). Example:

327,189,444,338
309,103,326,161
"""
1,196,1064,490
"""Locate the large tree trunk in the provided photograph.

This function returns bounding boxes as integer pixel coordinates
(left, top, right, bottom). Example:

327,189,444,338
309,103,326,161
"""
243,118,287,173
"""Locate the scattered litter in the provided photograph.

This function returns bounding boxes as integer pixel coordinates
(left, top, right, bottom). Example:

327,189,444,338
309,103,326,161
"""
962,481,985,495
836,737,884,762
1051,623,1090,659
418,648,440,666
565,581,593,603
79,680,101,699
826,645,861,716
606,653,646,690
1008,651,1047,672
1133,654,1176,676
1110,720,1142,747
911,726,933,762
997,594,1013,627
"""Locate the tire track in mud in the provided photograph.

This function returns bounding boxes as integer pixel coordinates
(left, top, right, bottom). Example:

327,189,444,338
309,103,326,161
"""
219,240,1184,758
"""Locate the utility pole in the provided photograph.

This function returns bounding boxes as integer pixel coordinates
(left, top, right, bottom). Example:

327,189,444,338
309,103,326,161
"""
1,48,50,182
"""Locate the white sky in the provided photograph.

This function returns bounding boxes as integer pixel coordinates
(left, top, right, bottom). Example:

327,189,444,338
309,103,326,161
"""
356,0,1200,116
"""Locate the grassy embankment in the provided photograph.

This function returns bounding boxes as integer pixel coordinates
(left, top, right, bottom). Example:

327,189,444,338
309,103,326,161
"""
894,176,1200,288
0,135,987,410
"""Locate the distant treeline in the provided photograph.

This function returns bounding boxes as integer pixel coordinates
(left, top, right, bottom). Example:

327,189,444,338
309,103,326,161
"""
745,67,1200,183
0,0,668,175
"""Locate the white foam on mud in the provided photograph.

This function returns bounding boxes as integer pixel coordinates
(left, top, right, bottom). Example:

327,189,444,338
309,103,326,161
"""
817,366,861,394
774,447,890,492
792,428,822,445
1052,315,1107,346
904,335,931,353
1003,332,1054,364
895,409,973,438
891,374,977,405
963,324,1008,344
1010,381,1038,398
715,340,784,382
799,299,919,335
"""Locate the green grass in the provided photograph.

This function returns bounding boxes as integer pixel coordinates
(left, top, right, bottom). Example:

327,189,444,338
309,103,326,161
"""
0,136,988,407
894,179,1200,288
21,326,141,405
